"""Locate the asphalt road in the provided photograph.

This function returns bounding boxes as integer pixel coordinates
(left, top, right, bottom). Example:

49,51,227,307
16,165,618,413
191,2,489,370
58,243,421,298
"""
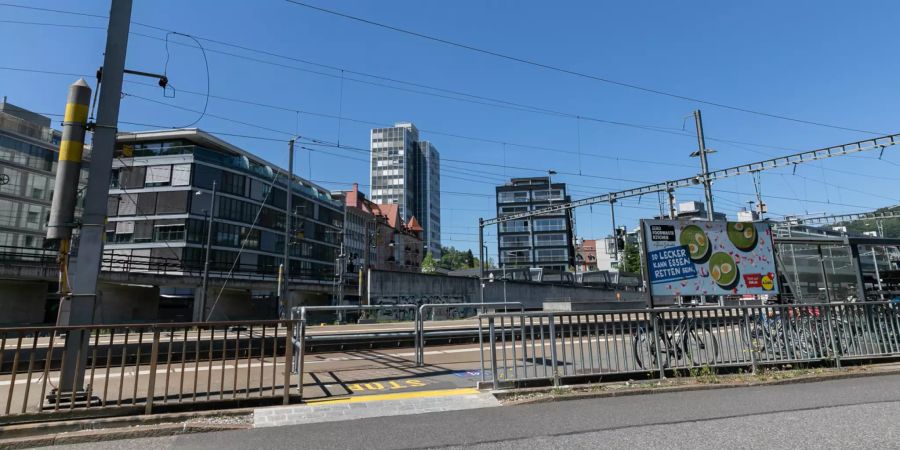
57,373,900,449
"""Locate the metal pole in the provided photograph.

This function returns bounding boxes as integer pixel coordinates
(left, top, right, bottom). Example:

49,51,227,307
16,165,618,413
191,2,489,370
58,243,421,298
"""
609,200,619,269
60,0,132,395
502,265,507,305
693,110,715,220
283,138,294,317
199,181,216,321
849,243,866,301
47,78,91,296
667,188,676,219
872,248,884,300
818,245,834,302
479,218,485,304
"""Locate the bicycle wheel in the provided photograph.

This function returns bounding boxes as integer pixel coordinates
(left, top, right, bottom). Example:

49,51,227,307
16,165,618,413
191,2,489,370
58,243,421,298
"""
684,327,719,366
633,327,667,370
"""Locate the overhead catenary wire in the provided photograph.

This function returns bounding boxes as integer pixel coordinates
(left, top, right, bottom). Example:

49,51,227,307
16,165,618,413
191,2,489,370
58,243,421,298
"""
283,0,884,135
1,14,880,160
38,86,899,216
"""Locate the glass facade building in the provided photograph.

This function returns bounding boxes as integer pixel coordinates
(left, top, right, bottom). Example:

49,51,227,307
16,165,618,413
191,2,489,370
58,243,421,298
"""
496,177,576,272
0,100,86,251
106,129,342,280
369,122,441,258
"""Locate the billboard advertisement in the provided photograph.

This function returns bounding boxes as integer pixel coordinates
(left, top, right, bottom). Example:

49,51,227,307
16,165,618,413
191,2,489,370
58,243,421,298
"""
642,220,778,296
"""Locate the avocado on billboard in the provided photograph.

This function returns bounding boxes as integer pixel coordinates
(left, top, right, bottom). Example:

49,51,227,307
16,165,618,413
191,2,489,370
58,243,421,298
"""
641,220,778,296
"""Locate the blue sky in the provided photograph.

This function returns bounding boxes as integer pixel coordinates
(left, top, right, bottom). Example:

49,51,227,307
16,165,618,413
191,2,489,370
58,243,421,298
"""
2,0,899,260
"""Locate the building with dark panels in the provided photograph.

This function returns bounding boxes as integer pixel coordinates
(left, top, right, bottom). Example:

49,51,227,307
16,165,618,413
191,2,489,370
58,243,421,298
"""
495,177,576,272
0,98,87,251
106,129,343,318
370,122,441,258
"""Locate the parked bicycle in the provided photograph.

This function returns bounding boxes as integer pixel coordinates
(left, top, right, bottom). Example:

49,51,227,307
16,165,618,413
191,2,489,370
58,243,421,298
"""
633,309,720,370
742,304,831,361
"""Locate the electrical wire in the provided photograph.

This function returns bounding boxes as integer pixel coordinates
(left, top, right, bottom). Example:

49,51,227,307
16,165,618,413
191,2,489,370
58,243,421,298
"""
163,32,211,127
1,13,872,154
205,171,282,321
283,0,885,135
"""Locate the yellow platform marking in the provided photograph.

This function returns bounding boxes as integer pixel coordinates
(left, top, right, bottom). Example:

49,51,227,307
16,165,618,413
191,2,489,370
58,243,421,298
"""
307,388,479,405
346,379,425,393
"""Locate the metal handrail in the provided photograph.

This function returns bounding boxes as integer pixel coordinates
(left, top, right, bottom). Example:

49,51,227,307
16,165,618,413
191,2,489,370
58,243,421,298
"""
289,304,418,400
416,302,524,366
477,301,900,388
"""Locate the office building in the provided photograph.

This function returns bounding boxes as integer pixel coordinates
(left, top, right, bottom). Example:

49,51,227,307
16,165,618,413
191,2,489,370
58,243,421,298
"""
0,98,86,251
369,122,441,258
495,176,576,272
106,129,343,317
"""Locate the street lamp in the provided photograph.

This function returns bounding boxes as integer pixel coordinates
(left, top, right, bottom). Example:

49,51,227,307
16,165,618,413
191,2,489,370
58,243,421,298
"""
194,180,217,322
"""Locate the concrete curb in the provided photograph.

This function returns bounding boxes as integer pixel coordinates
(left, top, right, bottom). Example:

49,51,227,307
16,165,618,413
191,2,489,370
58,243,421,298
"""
0,422,250,449
494,366,900,406
0,408,253,448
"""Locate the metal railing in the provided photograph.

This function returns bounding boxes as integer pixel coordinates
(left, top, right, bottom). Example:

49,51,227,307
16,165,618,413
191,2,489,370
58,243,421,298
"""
478,301,900,388
416,302,524,366
0,319,299,422
0,245,334,283
290,304,418,400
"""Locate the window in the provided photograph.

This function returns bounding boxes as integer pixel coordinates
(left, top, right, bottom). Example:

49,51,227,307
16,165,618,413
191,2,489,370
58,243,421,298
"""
500,235,530,248
0,231,15,247
193,164,219,190
501,249,530,264
117,195,137,216
535,233,566,247
535,248,567,262
533,218,565,231
155,224,186,241
0,199,16,227
499,205,528,216
155,190,189,214
220,170,245,196
26,174,49,200
499,220,529,233
114,221,134,243
23,204,43,230
497,191,529,203
171,164,191,186
120,166,146,189
533,189,564,202
0,168,22,196
144,165,172,186
136,192,157,215
134,220,154,242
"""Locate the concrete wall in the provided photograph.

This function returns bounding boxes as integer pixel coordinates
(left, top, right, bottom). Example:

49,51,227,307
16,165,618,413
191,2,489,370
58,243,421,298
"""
0,280,49,325
96,282,160,323
368,269,646,309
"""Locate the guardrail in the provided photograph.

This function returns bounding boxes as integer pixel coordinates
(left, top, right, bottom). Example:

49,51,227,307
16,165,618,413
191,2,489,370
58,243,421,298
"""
478,301,900,388
0,319,299,423
0,245,333,283
290,304,418,400
416,302,524,367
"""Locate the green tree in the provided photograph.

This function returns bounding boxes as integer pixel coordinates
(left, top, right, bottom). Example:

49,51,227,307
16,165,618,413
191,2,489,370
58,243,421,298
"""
421,251,437,274
843,205,900,238
464,249,475,268
437,246,470,270
622,241,642,274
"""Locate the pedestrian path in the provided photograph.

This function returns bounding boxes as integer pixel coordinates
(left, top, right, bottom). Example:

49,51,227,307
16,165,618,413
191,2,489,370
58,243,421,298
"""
253,388,499,428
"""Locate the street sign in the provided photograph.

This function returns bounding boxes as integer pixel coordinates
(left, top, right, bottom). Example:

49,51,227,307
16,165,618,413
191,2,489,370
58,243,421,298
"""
641,219,779,296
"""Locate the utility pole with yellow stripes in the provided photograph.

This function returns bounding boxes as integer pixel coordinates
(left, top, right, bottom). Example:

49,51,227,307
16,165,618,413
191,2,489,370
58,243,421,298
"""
52,0,133,398
46,79,91,295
